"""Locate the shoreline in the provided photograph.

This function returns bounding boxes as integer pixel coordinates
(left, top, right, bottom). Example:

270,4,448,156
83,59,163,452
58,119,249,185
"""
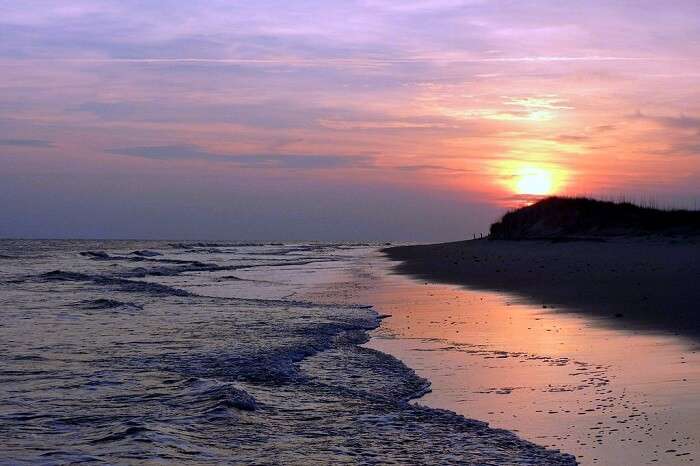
384,238,700,343
1,241,577,465
298,246,579,464
366,247,700,464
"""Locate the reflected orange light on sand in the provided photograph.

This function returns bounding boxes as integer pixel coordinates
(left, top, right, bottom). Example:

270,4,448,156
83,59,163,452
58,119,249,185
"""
362,261,700,466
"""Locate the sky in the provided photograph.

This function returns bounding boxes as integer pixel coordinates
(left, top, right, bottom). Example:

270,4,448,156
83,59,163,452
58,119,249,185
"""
1,0,699,240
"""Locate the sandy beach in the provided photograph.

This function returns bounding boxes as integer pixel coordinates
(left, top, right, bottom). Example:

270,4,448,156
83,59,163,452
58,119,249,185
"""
350,244,700,464
385,238,700,342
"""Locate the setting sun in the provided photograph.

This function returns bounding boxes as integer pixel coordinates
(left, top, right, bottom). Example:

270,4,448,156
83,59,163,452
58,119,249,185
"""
515,167,554,195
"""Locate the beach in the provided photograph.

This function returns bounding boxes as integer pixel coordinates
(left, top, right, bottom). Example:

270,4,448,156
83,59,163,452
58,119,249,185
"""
0,240,576,465
385,238,700,340
354,249,700,465
5,238,700,464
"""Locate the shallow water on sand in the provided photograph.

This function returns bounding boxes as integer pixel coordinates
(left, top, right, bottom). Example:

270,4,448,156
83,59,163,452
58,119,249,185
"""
357,251,700,465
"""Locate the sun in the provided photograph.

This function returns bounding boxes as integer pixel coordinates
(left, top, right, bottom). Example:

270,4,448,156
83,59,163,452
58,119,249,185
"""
496,161,568,201
515,167,553,196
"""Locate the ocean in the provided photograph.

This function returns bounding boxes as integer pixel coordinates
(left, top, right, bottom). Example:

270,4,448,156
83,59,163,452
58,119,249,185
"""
0,240,574,464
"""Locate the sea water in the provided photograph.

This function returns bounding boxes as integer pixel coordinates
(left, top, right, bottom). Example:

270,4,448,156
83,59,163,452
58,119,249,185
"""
0,240,574,464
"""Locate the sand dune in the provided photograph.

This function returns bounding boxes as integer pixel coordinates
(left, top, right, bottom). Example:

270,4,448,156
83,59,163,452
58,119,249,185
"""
491,197,700,239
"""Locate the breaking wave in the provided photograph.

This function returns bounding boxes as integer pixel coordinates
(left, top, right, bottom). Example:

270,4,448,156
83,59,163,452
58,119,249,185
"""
0,240,576,465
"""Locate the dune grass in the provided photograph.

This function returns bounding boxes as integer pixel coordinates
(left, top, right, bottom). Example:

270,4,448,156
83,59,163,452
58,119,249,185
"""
490,196,700,239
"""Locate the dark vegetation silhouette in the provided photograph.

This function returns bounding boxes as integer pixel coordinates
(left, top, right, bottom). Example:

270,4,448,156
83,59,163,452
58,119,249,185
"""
490,196,700,239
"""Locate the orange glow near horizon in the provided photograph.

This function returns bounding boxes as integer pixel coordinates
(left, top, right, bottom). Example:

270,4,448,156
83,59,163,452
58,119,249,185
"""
515,167,554,196
494,161,569,201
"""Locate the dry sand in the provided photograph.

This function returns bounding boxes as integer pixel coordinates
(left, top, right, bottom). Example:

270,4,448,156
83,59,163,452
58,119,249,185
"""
385,238,700,341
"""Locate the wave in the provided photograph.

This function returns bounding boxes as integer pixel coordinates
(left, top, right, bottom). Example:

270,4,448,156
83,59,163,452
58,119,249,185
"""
146,316,381,387
80,250,195,264
118,262,224,278
96,277,192,297
78,251,340,280
175,378,257,413
78,299,143,311
37,270,349,303
90,424,152,445
130,250,162,257
41,270,91,281
169,242,236,249
79,251,112,260
39,270,192,297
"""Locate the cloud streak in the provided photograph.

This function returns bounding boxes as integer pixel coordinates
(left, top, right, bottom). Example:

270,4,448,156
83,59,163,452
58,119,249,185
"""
0,138,53,147
107,145,375,169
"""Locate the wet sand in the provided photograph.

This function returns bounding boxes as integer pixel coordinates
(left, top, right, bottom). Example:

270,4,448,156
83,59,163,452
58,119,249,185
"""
352,252,700,465
384,238,700,340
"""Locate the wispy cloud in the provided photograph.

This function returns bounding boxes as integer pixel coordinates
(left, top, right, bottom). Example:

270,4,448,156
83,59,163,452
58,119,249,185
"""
630,111,700,130
6,55,668,69
318,118,451,130
504,96,573,110
106,145,375,169
394,164,474,174
75,101,329,129
0,138,53,147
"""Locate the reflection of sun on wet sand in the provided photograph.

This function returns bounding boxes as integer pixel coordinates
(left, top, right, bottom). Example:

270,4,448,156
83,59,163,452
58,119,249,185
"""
385,196,700,340
362,273,700,465
368,197,700,464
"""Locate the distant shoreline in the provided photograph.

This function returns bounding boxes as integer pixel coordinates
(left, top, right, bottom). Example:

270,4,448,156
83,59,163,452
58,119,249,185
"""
384,237,700,342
